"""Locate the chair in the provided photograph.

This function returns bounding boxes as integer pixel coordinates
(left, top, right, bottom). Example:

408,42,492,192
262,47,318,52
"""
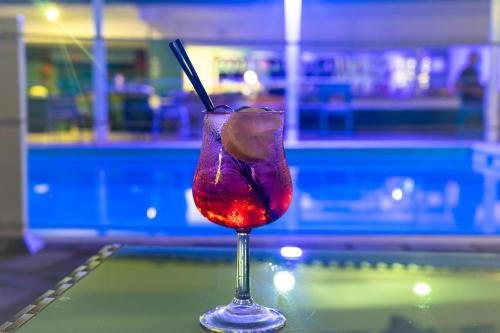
28,98,51,133
317,83,353,136
122,93,154,133
457,100,482,137
49,96,81,131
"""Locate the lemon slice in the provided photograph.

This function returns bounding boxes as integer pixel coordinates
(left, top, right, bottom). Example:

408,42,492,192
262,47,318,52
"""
221,108,282,162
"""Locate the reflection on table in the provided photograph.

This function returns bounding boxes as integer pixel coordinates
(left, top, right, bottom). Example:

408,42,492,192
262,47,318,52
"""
9,246,500,333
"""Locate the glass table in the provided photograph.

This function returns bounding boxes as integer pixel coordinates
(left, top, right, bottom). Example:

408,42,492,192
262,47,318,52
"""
2,245,500,333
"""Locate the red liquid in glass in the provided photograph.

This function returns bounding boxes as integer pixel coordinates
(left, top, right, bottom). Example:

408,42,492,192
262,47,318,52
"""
192,111,292,232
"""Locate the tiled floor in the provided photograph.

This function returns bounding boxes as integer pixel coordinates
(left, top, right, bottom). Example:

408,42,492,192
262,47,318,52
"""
0,245,99,324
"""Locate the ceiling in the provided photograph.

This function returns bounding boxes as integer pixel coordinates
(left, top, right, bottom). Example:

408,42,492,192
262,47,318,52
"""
0,4,162,41
0,0,491,46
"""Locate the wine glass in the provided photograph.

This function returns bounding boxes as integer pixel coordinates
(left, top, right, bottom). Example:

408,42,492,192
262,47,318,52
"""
193,107,293,332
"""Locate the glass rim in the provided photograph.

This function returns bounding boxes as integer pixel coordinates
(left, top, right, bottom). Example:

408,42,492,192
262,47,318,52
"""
202,110,285,115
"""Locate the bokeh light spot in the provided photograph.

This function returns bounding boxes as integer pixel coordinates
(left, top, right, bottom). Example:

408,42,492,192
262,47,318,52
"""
273,271,295,292
413,282,431,296
392,188,403,201
147,207,157,219
45,6,60,22
280,246,303,259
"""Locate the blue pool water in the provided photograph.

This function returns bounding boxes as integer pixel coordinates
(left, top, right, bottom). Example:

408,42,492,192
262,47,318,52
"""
28,144,499,236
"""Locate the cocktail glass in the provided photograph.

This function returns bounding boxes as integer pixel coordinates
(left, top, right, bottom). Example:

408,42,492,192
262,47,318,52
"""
193,107,293,332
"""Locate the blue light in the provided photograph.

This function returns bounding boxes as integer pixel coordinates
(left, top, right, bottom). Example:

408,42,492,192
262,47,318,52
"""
403,178,415,193
33,184,50,194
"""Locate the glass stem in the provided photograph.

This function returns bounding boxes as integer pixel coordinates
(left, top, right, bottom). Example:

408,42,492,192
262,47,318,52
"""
235,232,252,302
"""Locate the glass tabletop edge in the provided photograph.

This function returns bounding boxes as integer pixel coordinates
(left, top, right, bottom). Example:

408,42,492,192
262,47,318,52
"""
0,244,122,333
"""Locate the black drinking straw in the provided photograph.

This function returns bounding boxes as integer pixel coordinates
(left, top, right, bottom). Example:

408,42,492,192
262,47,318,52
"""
169,39,215,111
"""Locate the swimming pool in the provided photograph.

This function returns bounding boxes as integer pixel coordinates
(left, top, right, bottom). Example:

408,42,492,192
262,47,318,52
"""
28,143,499,237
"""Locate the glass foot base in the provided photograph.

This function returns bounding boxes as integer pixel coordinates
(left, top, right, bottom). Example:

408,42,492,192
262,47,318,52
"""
200,298,286,333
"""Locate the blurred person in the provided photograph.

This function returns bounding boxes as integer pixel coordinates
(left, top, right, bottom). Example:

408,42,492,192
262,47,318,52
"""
41,62,57,95
456,51,484,135
456,51,483,104
113,73,126,92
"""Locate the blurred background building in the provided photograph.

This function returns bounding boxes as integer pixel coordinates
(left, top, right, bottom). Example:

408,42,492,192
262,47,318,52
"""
1,0,498,142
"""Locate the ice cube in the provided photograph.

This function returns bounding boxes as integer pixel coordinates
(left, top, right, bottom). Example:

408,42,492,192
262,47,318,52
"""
207,105,233,134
